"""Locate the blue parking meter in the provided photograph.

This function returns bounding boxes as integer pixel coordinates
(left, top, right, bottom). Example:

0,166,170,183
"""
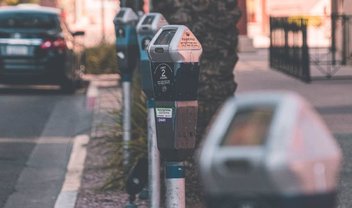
136,13,168,98
113,8,139,172
136,13,168,208
113,7,139,81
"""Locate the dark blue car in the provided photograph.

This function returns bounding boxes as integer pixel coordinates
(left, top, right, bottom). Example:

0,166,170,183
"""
0,4,85,93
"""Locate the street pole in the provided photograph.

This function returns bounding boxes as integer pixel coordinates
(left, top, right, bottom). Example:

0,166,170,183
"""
101,0,106,43
134,0,139,12
147,99,160,208
165,162,185,208
123,81,131,168
121,0,126,7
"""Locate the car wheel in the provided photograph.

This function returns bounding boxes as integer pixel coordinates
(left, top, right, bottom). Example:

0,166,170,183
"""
60,78,76,94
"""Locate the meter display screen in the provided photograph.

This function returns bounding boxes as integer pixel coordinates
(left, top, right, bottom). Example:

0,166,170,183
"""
142,15,155,25
221,106,274,146
117,10,125,18
154,29,177,45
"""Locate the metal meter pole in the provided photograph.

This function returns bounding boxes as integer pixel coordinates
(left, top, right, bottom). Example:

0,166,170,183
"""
148,99,160,208
165,162,185,208
121,0,126,7
122,81,131,168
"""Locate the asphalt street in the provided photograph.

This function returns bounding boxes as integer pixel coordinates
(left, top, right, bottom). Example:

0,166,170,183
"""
236,49,352,208
0,87,91,208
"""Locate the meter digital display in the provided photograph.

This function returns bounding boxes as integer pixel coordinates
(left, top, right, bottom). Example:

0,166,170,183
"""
142,15,155,25
117,10,125,18
154,29,177,45
221,106,274,146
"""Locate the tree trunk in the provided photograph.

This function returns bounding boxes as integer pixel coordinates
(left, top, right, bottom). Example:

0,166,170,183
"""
152,0,241,205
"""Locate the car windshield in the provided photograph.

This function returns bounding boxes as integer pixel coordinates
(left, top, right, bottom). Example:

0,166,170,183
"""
0,12,59,30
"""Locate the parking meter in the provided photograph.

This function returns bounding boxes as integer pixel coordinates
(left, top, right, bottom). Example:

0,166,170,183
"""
147,25,203,161
136,13,168,208
136,13,168,98
113,7,139,174
113,7,139,81
199,91,342,208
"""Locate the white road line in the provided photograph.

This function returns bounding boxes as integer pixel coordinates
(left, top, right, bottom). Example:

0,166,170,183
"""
54,134,89,208
86,83,99,111
0,137,71,144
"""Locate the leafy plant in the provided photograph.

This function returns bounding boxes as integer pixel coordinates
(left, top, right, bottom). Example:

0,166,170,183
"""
84,43,118,74
102,73,148,190
3,0,39,5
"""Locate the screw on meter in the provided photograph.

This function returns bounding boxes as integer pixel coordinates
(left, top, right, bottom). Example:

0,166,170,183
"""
117,28,125,37
142,38,151,50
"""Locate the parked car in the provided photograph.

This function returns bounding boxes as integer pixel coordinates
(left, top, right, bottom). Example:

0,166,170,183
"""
0,4,85,93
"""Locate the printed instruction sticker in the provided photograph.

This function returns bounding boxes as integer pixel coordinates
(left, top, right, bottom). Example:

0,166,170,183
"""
178,30,201,50
156,108,173,118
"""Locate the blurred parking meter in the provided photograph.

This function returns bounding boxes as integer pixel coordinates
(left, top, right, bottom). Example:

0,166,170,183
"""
113,8,139,168
136,13,168,208
147,25,203,208
198,91,342,208
137,13,168,98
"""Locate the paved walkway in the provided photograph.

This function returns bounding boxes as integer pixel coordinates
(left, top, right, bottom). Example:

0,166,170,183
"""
235,49,352,208
236,49,352,135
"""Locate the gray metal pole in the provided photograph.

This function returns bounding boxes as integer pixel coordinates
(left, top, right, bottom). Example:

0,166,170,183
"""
123,81,131,168
101,0,105,43
148,100,160,208
121,0,126,7
165,162,185,208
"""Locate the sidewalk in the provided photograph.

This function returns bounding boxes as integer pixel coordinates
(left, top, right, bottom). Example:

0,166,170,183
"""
75,75,148,208
72,50,352,207
236,49,352,134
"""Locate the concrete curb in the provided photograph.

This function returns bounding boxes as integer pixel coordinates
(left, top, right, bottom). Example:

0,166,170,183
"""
54,135,90,208
86,83,99,111
54,79,101,208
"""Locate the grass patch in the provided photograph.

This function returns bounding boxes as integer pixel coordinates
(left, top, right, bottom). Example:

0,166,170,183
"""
85,43,118,74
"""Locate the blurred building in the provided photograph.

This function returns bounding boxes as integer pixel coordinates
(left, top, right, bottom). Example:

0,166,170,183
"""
332,0,352,64
239,0,352,64
241,0,330,48
40,0,58,7
56,0,119,46
333,0,352,14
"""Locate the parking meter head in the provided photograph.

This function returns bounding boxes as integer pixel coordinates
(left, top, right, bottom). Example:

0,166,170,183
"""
148,25,203,63
137,13,168,36
113,7,139,81
148,25,203,101
147,25,203,161
136,13,168,98
199,91,342,208
113,8,138,25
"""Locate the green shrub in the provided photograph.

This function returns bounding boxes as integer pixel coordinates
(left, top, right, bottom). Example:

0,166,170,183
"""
84,43,118,74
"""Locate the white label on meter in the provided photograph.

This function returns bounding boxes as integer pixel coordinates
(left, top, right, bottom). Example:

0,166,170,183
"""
156,108,173,118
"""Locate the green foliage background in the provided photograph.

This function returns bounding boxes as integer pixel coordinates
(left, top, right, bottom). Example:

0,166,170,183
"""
84,43,118,74
102,73,148,190
1,0,39,5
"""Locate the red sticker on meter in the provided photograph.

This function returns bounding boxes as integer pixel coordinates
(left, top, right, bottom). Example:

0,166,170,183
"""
178,30,201,50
